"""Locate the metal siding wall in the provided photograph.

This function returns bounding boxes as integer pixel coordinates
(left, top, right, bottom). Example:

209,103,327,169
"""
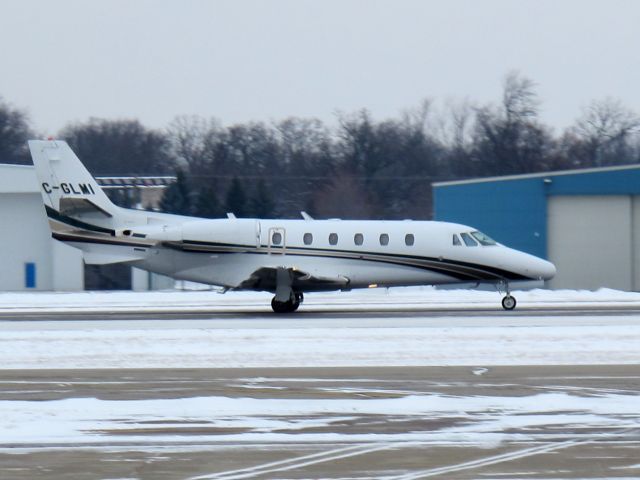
633,196,640,291
132,267,175,291
51,239,84,291
548,196,632,290
434,178,548,258
0,193,53,290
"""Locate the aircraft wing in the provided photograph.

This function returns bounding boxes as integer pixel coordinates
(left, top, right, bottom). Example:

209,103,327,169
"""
237,267,349,292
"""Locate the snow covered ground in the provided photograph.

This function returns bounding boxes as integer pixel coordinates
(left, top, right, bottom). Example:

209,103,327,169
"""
0,287,639,369
1,287,639,477
2,286,640,314
1,319,640,369
2,392,638,448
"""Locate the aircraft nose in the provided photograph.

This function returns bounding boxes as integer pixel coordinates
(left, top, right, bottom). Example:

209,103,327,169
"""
511,250,556,281
534,258,556,281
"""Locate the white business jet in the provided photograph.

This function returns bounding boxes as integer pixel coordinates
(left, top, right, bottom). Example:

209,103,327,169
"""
29,140,555,312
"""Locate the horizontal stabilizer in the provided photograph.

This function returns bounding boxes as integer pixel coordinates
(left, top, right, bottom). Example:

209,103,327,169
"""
83,249,149,265
52,232,152,265
59,197,113,218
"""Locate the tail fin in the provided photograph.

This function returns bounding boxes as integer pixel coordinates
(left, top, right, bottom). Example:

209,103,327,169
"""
28,140,119,220
28,140,153,265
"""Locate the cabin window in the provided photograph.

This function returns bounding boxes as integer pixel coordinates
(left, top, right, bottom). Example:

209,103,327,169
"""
460,232,478,247
303,233,313,245
329,233,338,245
405,233,414,246
271,231,283,245
379,233,389,246
354,233,364,246
453,234,462,246
471,231,497,246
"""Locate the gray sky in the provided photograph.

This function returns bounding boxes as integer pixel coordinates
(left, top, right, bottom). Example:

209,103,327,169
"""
1,0,639,135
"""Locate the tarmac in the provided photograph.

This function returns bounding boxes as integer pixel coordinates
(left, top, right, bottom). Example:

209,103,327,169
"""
0,308,639,479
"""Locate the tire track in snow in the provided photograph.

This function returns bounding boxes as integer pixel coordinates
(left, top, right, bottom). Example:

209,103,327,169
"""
191,425,640,480
388,426,640,480
187,442,400,480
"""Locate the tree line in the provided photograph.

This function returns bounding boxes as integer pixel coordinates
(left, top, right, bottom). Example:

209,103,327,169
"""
2,71,640,220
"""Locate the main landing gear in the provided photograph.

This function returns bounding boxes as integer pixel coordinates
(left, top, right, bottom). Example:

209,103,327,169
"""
271,292,303,313
498,281,517,311
271,267,303,313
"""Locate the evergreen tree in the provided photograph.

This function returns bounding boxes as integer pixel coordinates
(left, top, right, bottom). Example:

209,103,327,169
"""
105,188,135,208
194,182,222,218
224,177,247,216
159,168,192,215
250,179,275,218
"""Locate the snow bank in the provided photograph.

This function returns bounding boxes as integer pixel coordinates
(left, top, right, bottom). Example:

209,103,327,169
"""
2,286,640,314
1,322,639,369
1,287,639,369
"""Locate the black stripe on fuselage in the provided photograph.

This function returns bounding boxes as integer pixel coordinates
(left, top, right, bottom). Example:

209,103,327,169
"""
164,239,530,281
45,205,115,235
43,206,530,282
52,232,154,249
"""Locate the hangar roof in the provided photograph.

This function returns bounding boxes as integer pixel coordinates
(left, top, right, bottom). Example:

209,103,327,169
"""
433,163,640,187
432,162,640,260
0,164,39,193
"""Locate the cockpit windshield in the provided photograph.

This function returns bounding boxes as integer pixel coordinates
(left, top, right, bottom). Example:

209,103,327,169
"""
470,231,497,246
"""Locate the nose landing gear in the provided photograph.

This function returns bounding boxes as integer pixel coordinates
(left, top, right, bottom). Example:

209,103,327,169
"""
497,280,517,311
501,294,517,310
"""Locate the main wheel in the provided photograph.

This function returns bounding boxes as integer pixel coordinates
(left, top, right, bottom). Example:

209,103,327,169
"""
271,297,300,313
501,295,517,310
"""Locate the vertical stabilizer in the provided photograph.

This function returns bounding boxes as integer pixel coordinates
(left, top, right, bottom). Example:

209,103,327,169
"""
28,140,118,218
28,139,153,265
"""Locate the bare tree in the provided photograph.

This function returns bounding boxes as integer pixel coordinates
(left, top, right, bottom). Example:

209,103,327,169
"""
167,115,221,172
448,99,475,151
274,117,335,215
470,71,554,175
0,97,35,164
438,99,475,177
313,172,375,219
59,118,172,174
400,98,432,135
571,98,640,166
502,70,540,122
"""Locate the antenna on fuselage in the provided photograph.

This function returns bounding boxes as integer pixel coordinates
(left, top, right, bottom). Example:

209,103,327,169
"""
300,211,314,221
226,212,237,219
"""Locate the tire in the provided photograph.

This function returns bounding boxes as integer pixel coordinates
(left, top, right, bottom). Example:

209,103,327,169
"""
271,297,300,313
501,295,517,311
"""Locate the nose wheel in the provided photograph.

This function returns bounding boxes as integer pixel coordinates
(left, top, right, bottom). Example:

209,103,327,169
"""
501,295,517,310
497,280,517,310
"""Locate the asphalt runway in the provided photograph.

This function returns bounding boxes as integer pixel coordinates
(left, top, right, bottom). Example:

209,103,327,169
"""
2,305,640,323
1,308,639,479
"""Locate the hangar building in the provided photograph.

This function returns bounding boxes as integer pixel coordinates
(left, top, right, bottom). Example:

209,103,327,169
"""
0,164,84,291
0,164,174,292
433,164,640,291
